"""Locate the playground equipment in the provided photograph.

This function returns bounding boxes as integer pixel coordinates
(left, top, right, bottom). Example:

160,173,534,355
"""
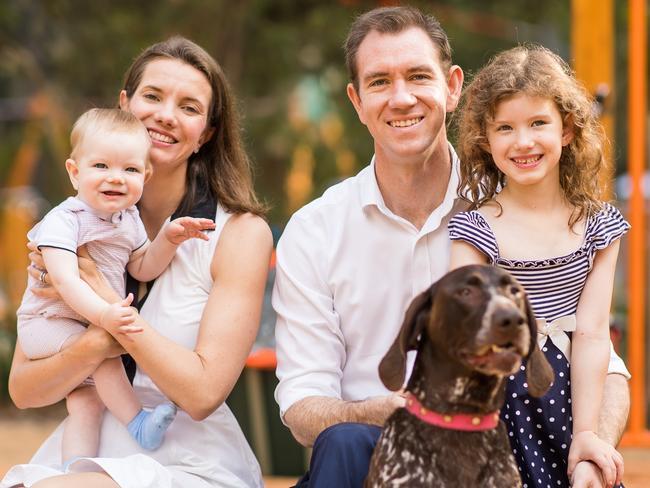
621,0,650,447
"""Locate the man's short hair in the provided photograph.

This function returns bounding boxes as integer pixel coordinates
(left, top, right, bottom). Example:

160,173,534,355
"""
344,6,452,92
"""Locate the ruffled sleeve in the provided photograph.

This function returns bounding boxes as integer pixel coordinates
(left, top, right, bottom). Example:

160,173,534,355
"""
448,211,499,263
586,202,630,254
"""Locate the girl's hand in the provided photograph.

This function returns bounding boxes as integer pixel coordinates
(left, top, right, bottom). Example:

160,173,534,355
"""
571,460,605,488
568,431,624,487
164,217,216,245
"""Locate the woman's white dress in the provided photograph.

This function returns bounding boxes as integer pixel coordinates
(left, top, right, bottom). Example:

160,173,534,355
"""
2,204,264,488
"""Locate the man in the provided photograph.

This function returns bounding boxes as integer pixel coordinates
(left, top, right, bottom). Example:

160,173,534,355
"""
273,6,630,488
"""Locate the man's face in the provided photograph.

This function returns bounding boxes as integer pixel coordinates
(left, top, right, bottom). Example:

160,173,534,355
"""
347,27,462,166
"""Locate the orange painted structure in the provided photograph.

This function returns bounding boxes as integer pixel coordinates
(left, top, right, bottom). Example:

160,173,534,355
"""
622,0,650,447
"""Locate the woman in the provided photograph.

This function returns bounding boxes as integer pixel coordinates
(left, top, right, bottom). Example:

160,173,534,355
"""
2,36,272,488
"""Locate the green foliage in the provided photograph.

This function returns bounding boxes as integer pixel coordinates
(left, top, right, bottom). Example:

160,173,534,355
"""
1,0,575,225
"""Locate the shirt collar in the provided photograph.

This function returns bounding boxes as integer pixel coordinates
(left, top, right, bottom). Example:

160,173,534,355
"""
69,196,125,224
359,155,386,210
359,143,462,221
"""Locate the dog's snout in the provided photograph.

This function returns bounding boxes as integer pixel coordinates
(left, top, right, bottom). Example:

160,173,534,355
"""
493,307,525,329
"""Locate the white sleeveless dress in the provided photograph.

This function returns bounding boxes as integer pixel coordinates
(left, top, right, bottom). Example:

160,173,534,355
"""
2,204,264,488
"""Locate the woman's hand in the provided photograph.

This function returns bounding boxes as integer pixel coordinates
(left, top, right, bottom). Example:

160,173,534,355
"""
27,242,59,299
27,241,121,304
77,245,122,303
82,324,127,358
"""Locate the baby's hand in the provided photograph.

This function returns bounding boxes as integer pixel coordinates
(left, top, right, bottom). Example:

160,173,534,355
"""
568,431,624,488
164,217,216,245
98,294,139,333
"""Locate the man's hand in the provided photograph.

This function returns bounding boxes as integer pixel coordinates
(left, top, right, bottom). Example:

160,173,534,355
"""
366,390,407,424
285,392,407,447
164,217,216,245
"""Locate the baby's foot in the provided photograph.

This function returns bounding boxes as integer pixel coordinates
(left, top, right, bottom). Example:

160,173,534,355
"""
127,403,177,450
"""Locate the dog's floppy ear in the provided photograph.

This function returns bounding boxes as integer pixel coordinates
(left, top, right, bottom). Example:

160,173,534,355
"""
378,283,436,391
522,294,554,397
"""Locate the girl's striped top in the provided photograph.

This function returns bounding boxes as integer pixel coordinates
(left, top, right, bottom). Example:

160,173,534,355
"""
448,202,630,322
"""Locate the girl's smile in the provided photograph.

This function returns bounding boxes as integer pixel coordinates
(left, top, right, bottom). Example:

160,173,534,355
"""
486,94,573,189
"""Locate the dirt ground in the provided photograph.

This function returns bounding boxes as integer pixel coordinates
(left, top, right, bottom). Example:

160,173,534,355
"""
1,405,648,487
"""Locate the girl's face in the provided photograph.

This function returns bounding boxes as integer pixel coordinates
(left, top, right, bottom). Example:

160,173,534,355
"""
66,130,150,215
119,58,214,173
485,93,573,189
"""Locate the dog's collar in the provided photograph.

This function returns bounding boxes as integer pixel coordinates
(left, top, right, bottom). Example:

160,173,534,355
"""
404,392,500,431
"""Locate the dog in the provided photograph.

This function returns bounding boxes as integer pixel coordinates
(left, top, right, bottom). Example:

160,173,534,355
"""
365,264,554,487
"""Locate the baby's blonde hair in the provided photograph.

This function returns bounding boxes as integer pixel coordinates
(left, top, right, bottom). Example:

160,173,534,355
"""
457,45,605,226
70,108,151,171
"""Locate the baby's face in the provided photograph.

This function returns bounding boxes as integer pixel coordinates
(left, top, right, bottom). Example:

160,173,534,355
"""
67,130,150,215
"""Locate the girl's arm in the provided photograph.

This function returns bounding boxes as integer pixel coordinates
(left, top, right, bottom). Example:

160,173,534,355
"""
103,214,272,420
127,216,215,282
41,248,134,329
568,240,624,487
9,326,124,408
449,240,489,269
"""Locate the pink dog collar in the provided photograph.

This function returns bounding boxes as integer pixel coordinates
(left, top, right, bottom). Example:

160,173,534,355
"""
404,392,500,431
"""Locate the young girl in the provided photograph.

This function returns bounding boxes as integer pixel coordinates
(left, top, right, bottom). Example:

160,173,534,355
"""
16,108,215,468
448,45,627,487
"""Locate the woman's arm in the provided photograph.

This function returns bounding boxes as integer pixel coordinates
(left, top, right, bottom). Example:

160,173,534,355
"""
568,240,624,486
9,326,124,408
103,213,273,420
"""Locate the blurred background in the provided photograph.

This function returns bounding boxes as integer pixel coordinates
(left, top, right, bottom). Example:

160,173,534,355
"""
1,0,649,484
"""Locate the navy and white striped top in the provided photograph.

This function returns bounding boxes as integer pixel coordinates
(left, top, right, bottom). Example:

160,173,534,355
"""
448,203,630,322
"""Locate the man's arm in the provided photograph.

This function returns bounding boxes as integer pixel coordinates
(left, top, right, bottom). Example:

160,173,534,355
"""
284,394,405,447
571,374,629,488
274,212,403,446
598,373,630,446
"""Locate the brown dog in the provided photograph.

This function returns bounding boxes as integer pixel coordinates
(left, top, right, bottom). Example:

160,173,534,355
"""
365,264,554,487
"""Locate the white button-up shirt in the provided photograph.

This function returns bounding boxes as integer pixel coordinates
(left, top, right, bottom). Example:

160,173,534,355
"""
273,146,630,418
273,147,466,416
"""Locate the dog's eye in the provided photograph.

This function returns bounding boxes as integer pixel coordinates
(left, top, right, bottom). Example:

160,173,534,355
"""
458,287,472,297
510,286,520,295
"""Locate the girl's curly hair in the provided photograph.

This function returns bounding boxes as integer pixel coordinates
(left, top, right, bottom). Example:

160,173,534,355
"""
457,44,605,226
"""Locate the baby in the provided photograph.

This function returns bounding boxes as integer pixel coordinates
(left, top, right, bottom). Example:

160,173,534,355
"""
16,108,215,468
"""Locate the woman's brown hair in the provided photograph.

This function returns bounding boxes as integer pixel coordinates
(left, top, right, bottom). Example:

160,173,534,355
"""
122,36,266,216
457,44,605,226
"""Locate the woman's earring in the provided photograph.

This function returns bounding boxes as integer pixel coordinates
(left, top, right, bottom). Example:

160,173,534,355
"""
194,146,200,154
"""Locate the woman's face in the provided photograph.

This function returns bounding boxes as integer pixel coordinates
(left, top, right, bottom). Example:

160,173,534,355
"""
120,58,214,172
